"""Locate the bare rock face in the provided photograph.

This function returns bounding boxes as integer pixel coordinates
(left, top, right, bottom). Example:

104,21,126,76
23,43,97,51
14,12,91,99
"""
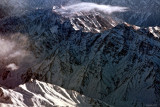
0,9,160,106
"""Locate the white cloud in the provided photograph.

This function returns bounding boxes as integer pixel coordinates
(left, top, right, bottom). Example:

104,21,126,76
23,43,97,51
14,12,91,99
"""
0,34,35,72
0,38,15,57
6,63,19,71
54,2,128,16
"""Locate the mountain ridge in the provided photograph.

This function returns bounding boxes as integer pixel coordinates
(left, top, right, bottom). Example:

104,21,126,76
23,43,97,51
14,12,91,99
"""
0,8,160,106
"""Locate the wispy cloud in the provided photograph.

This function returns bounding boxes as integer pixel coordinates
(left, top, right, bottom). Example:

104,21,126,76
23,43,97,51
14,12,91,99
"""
0,34,35,72
54,2,128,16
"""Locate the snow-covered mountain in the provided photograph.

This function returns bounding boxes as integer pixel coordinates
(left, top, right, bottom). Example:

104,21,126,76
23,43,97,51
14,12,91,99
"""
82,0,160,27
55,11,117,33
0,80,109,107
0,8,160,107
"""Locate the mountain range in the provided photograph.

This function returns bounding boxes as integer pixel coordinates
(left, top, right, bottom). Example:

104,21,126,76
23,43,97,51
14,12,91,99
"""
0,1,160,107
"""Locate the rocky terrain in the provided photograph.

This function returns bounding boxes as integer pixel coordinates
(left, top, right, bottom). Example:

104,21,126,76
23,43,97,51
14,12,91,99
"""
0,7,159,107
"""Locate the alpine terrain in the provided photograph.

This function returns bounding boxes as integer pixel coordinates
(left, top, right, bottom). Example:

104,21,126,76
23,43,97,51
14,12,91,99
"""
0,0,160,107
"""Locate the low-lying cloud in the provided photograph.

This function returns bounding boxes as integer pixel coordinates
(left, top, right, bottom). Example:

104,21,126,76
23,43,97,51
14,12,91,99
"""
54,2,128,16
0,38,15,57
0,33,35,72
6,63,19,71
0,33,38,88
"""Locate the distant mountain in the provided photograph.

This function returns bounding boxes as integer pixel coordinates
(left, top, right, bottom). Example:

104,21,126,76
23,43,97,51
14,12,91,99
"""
0,0,69,18
2,0,160,27
82,0,160,27
0,9,160,106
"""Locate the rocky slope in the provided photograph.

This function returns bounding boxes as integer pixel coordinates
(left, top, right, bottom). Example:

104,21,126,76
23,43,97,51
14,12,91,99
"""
0,8,160,107
54,10,117,33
